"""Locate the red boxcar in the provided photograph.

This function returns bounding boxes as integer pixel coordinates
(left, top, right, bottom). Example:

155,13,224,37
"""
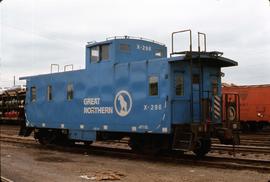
222,84,270,130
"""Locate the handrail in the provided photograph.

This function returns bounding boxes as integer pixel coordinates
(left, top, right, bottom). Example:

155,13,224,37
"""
197,32,207,123
171,29,192,56
198,32,206,52
50,64,60,73
64,64,74,72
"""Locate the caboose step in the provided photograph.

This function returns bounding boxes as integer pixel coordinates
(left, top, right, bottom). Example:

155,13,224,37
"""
172,132,193,150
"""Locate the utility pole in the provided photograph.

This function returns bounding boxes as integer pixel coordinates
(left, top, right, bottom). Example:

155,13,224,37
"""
13,76,15,86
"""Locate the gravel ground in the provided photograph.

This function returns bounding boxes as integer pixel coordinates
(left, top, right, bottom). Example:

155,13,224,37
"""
1,141,270,182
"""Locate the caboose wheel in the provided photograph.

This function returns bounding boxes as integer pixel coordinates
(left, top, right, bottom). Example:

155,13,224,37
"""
129,135,162,155
35,130,56,145
193,138,211,158
37,135,55,145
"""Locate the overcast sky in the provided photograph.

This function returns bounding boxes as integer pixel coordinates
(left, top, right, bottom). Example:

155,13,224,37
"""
0,0,269,88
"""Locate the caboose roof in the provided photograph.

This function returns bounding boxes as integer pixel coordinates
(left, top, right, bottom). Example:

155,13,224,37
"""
168,51,237,67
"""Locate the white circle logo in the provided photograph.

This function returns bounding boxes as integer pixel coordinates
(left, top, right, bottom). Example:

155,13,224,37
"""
114,90,132,117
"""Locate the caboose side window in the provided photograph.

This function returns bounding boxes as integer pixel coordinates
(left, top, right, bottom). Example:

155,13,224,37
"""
101,44,109,60
155,49,163,57
67,83,73,100
149,76,159,96
47,85,52,101
90,44,109,63
175,74,184,96
91,46,99,63
30,86,36,102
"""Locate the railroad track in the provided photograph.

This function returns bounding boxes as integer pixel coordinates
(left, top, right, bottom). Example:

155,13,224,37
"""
211,144,270,154
0,125,22,136
1,134,270,173
211,138,270,147
1,176,14,182
240,133,270,147
1,124,270,151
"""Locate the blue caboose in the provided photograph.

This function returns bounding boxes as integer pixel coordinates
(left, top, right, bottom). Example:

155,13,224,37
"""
20,30,238,156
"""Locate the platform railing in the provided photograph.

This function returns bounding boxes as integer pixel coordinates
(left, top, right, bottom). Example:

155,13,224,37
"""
170,29,192,57
64,64,74,72
50,64,60,73
50,64,75,73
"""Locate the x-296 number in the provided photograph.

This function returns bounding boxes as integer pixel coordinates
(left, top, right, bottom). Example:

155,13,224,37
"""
144,104,162,111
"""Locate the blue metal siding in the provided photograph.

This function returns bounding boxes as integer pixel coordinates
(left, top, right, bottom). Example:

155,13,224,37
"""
25,59,171,135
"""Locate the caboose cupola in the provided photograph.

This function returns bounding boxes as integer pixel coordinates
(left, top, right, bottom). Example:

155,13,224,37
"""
85,36,167,69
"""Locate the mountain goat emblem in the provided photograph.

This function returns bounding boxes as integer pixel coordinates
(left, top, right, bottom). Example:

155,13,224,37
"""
114,90,132,117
